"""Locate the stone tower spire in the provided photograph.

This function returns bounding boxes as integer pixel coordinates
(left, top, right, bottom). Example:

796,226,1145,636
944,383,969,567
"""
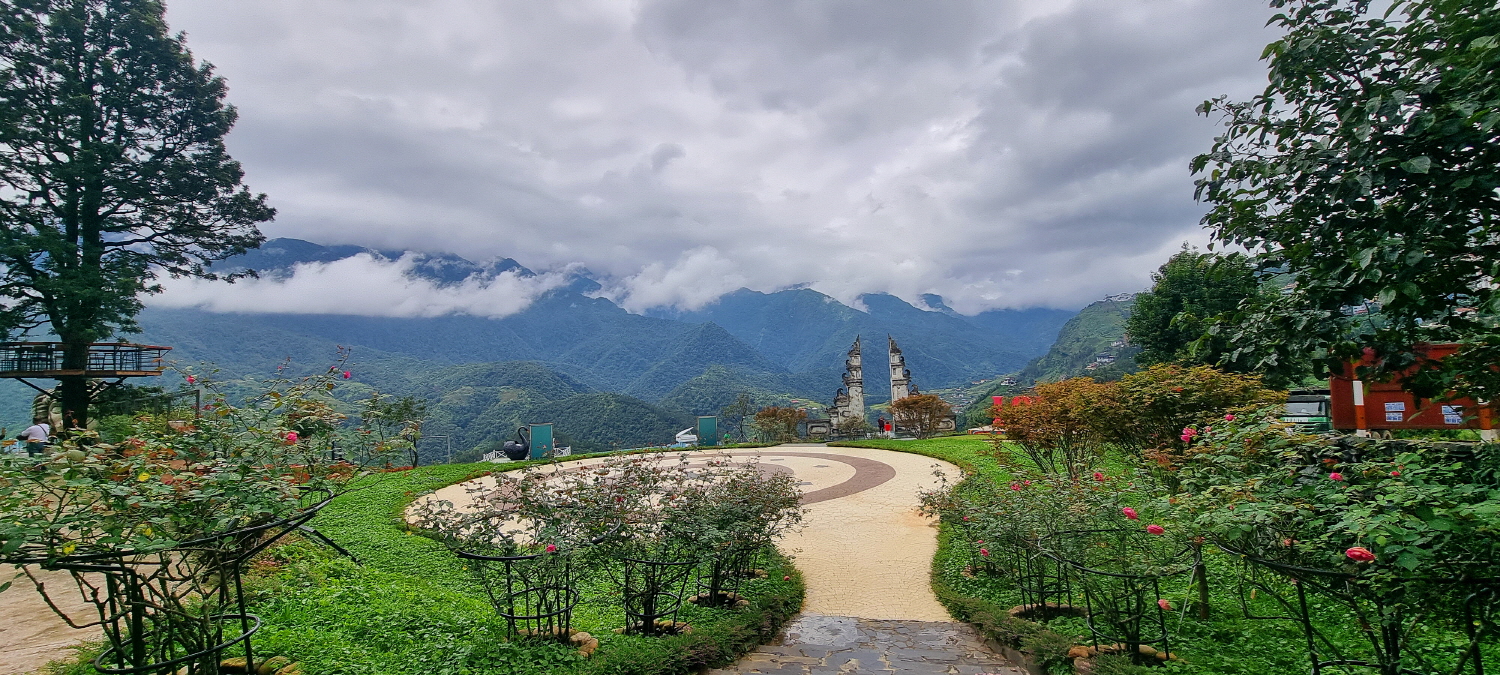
889,336,911,402
825,337,865,428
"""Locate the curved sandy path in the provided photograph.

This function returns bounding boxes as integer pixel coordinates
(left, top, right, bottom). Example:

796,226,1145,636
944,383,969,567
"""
413,443,962,621
0,566,99,674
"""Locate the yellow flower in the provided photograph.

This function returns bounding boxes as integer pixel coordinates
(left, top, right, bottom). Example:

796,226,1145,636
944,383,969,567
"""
61,542,76,555
138,472,150,482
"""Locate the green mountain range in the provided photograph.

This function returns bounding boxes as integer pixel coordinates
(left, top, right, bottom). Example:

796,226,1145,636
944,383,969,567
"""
0,239,1087,460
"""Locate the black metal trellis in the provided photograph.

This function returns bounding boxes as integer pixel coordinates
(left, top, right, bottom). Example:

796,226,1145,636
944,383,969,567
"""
13,494,335,675
457,548,581,642
1014,536,1076,616
622,554,697,635
694,545,760,608
1044,528,1192,664
1218,539,1498,675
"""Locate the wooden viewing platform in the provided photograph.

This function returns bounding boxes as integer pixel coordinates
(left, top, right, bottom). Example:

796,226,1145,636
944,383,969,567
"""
0,342,171,379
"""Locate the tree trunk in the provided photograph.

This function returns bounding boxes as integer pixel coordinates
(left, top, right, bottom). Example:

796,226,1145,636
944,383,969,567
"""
59,342,91,431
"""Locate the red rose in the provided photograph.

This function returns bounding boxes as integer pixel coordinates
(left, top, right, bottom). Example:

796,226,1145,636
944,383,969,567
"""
1146,524,1165,535
1122,507,1139,520
1346,547,1376,563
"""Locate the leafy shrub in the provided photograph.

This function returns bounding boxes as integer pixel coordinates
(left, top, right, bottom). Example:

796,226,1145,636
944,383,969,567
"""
890,394,954,439
750,406,805,442
1113,364,1280,460
993,377,1123,479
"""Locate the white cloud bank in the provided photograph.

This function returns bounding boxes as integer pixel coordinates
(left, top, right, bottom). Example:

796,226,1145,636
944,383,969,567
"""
152,254,569,319
161,0,1281,314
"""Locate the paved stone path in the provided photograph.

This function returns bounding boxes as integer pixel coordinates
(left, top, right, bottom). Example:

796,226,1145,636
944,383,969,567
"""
709,614,1023,675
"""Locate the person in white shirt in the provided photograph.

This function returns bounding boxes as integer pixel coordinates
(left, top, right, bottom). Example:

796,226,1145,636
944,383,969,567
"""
19,417,49,457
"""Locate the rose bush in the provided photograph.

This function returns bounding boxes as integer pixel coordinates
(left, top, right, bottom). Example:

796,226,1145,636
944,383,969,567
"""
0,359,415,562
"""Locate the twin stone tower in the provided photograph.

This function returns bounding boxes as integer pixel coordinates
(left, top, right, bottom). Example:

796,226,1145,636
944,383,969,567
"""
822,336,919,433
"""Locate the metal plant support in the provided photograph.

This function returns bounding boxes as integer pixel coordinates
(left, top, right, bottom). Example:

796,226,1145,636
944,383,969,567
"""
1013,536,1075,615
695,546,759,607
1219,539,1497,675
457,549,581,642
622,554,697,635
1046,529,1191,663
15,495,333,675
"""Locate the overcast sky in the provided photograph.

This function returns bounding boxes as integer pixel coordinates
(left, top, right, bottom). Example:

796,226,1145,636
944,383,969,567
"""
158,0,1279,316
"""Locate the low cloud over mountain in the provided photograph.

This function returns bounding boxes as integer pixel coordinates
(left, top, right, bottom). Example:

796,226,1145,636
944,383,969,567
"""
163,0,1280,313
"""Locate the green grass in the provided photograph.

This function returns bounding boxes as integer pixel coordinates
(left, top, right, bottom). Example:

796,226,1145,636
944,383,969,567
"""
39,456,805,675
831,437,1495,674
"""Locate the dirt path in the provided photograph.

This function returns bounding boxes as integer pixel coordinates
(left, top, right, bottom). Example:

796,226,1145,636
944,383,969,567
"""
0,566,99,674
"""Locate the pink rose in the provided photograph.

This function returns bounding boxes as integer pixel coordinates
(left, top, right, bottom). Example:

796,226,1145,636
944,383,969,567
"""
976,539,984,544
1180,434,1193,443
962,515,970,521
285,431,299,444
545,544,557,553
1122,507,1139,520
1390,470,1400,477
979,548,990,556
1023,480,1032,485
783,575,791,581
1093,472,1105,482
186,375,196,384
342,370,351,379
1010,483,1021,491
1182,427,1197,437
1146,524,1165,535
1329,472,1344,481
1158,598,1171,611
1345,547,1376,563
1224,414,1235,421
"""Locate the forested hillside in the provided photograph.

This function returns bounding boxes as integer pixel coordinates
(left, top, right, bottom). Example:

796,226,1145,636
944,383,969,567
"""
960,295,1140,426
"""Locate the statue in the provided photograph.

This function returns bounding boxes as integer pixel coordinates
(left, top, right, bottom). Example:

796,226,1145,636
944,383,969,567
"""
501,427,530,461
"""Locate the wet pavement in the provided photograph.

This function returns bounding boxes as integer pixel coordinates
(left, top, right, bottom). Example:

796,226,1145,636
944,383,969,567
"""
708,613,1024,675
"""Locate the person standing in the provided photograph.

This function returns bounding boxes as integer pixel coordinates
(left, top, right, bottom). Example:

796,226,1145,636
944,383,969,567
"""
20,417,49,457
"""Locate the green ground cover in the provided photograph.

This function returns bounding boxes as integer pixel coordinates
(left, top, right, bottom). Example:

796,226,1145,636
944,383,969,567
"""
832,437,1496,675
42,456,805,675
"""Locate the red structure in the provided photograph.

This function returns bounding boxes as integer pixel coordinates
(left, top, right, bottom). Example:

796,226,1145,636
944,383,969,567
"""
1329,343,1495,436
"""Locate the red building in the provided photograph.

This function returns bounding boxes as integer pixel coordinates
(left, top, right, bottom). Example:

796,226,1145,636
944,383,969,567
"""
1328,343,1495,437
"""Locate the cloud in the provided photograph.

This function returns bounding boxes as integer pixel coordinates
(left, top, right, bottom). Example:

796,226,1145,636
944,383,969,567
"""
151,254,569,318
163,0,1281,312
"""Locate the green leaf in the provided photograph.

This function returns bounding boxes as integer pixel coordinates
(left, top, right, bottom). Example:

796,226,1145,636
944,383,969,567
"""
1401,281,1422,299
1400,156,1431,174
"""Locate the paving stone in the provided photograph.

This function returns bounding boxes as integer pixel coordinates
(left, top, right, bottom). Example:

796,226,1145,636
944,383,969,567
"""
715,614,1023,675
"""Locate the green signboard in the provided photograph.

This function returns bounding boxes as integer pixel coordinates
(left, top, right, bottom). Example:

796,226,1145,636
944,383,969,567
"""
529,423,554,459
697,416,719,447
